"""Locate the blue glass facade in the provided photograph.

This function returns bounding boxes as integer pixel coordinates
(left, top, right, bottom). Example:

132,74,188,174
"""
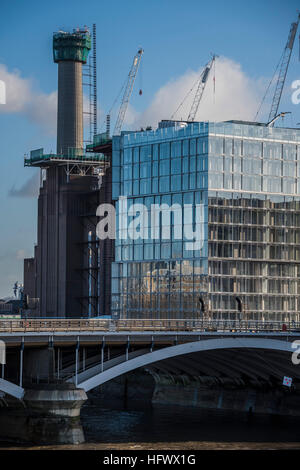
111,121,300,321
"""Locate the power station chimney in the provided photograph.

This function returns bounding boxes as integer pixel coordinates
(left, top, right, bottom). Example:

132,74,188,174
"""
24,26,110,318
53,29,91,154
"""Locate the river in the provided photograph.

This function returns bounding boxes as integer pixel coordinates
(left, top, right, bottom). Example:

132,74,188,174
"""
1,400,300,450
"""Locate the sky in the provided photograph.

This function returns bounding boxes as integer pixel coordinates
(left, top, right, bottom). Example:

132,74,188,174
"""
0,0,299,298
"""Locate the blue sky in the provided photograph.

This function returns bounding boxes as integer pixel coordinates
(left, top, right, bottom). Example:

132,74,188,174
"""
0,0,299,298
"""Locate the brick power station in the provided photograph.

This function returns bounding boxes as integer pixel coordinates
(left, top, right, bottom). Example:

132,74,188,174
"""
23,29,113,317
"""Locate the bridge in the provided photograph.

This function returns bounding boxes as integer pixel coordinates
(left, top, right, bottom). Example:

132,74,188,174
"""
0,318,299,445
1,317,299,333
1,318,300,394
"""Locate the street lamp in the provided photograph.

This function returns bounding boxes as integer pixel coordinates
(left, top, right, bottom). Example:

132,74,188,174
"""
235,296,243,328
198,296,205,320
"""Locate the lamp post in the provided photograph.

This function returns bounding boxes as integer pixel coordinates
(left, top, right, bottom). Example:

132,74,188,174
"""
198,296,205,328
235,296,243,330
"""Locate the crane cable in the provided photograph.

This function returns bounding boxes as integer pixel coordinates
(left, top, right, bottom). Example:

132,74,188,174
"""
139,56,143,95
170,74,202,120
213,56,216,104
99,77,128,132
253,49,285,122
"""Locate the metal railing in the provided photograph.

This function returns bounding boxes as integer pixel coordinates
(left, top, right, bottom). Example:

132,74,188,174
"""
24,152,108,166
0,318,299,333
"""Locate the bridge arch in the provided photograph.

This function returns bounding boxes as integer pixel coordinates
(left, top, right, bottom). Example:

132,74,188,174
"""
77,336,295,392
0,378,24,399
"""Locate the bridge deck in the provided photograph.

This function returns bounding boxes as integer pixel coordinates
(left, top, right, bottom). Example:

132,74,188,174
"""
0,318,299,334
1,330,299,347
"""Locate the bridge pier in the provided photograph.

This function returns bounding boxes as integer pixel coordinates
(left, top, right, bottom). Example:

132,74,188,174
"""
0,384,87,445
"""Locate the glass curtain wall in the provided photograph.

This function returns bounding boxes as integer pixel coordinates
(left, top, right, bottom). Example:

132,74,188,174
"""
111,122,300,322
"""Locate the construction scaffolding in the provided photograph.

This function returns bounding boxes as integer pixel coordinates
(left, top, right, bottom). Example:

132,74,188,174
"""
82,24,97,144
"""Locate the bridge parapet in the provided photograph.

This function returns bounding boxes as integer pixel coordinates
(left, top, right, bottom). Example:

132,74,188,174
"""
0,319,299,334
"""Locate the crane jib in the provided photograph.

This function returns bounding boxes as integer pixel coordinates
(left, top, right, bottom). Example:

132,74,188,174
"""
287,23,297,49
201,67,210,83
267,15,299,123
113,48,144,135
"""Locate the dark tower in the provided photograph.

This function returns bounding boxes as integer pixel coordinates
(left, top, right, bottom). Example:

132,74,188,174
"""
53,30,91,153
23,28,111,317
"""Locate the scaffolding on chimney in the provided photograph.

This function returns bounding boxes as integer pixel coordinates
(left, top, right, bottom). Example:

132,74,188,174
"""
83,23,97,144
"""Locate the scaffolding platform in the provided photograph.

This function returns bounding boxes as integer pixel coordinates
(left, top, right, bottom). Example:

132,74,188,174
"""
24,148,110,180
25,148,109,166
86,132,112,154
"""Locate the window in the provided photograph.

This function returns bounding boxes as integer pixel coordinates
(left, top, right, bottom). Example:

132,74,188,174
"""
171,140,182,158
160,159,170,176
190,139,196,156
209,137,223,155
171,158,181,174
140,145,151,162
160,142,170,159
159,176,170,192
183,140,189,156
124,148,132,164
171,175,181,191
243,140,262,158
140,162,151,178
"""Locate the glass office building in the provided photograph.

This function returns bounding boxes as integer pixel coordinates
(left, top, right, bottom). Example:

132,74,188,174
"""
111,120,300,322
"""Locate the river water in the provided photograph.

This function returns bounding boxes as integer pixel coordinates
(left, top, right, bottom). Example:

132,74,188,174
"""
1,400,300,450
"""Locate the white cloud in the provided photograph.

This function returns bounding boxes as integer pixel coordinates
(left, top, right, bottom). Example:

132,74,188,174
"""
26,90,57,135
128,56,264,130
122,103,140,127
16,249,27,260
0,64,101,139
0,64,32,113
0,64,57,135
0,57,267,138
8,171,39,198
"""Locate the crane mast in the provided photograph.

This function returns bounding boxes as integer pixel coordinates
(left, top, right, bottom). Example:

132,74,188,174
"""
187,55,216,122
114,48,144,135
268,15,300,123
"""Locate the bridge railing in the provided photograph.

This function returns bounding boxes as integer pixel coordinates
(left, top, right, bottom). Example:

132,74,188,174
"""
0,318,299,333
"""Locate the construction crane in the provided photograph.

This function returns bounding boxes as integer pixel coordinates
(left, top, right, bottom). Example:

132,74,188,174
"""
268,14,300,123
113,48,144,136
267,111,291,127
187,55,216,122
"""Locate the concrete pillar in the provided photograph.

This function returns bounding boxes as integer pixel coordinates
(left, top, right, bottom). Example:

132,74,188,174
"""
24,348,56,384
0,385,87,445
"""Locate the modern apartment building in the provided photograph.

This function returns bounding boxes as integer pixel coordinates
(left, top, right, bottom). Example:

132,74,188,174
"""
111,120,300,322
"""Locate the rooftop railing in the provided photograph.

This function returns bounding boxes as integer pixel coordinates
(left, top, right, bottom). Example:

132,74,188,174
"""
121,121,300,147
